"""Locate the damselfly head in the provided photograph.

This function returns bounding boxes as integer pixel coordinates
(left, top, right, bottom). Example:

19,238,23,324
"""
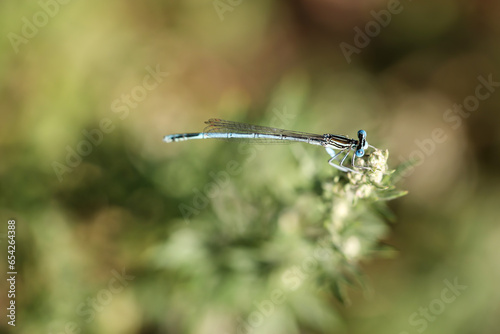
356,129,369,156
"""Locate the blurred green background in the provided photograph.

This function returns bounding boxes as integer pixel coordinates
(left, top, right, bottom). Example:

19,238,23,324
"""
1,0,500,333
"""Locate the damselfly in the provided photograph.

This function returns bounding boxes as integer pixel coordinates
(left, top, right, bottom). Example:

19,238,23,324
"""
163,119,378,173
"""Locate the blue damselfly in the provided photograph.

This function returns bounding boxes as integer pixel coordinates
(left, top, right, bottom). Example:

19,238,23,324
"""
163,119,377,173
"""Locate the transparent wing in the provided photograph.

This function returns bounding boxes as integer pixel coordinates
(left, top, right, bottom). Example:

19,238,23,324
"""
203,118,325,144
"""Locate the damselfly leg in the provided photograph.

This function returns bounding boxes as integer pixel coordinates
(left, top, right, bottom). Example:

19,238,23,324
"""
326,147,359,173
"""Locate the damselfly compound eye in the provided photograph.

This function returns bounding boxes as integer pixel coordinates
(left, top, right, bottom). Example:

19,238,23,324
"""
356,149,365,157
